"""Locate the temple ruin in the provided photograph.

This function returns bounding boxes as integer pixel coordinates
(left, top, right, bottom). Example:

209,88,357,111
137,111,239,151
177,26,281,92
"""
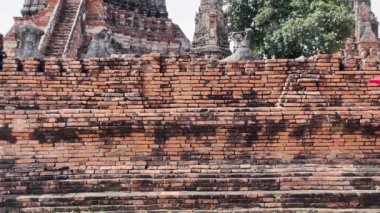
191,0,231,58
4,0,190,58
1,0,380,212
344,0,379,58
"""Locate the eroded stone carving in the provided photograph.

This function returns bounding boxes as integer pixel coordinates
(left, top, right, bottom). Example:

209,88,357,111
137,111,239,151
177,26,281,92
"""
343,0,379,61
222,28,256,62
365,47,380,60
85,30,114,58
356,1,378,39
360,21,378,42
21,0,47,16
360,47,370,58
15,24,44,59
104,0,168,18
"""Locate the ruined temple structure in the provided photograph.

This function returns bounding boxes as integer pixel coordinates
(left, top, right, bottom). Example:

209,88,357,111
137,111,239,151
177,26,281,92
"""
1,53,380,212
345,0,380,61
4,0,190,59
2,0,380,212
191,0,231,59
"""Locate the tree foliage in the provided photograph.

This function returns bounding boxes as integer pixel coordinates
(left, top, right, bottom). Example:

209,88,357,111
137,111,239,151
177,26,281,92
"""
225,0,355,58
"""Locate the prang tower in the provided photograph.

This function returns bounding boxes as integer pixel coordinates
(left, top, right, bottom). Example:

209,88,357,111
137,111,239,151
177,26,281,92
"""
4,0,190,58
191,0,230,58
345,0,379,58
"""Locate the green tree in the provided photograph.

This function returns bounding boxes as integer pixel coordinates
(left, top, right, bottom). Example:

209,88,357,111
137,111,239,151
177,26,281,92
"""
225,0,355,58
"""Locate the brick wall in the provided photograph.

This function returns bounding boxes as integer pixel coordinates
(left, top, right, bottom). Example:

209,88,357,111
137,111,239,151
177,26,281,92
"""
1,54,380,211
0,54,379,110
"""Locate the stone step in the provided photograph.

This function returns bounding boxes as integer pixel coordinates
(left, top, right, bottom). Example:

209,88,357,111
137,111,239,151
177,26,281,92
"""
48,40,69,44
49,38,70,41
48,41,69,45
45,49,65,53
59,21,75,24
2,190,380,211
52,26,72,30
17,207,380,213
54,24,73,27
0,172,380,194
2,168,380,179
44,0,81,57
60,16,76,20
52,34,73,38
2,165,380,178
62,8,79,11
61,12,77,16
53,25,72,28
1,175,379,195
47,43,67,47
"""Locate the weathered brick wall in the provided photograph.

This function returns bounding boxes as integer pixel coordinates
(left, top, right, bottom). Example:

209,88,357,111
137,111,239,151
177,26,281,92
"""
1,54,380,211
0,54,379,110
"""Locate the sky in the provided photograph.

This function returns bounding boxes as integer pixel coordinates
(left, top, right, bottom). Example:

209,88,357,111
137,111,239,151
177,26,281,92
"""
0,0,379,41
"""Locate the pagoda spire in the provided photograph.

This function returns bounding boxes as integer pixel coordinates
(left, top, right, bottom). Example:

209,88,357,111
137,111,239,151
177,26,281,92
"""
191,0,231,58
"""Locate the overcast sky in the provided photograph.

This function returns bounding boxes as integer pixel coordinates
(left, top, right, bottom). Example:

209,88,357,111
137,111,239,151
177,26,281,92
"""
0,0,379,41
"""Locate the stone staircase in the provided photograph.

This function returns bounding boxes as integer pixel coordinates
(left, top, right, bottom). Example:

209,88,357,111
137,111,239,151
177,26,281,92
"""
3,191,380,212
44,0,81,57
1,163,380,212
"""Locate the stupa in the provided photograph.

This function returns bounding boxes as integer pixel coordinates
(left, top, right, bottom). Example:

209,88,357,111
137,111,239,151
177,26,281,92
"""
191,0,231,59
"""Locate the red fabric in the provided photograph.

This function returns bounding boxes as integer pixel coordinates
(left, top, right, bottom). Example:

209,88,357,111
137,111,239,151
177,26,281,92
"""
367,78,380,85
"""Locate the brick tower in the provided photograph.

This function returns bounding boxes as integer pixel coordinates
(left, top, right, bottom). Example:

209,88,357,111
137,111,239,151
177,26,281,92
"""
4,0,190,59
191,0,231,59
345,0,379,58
